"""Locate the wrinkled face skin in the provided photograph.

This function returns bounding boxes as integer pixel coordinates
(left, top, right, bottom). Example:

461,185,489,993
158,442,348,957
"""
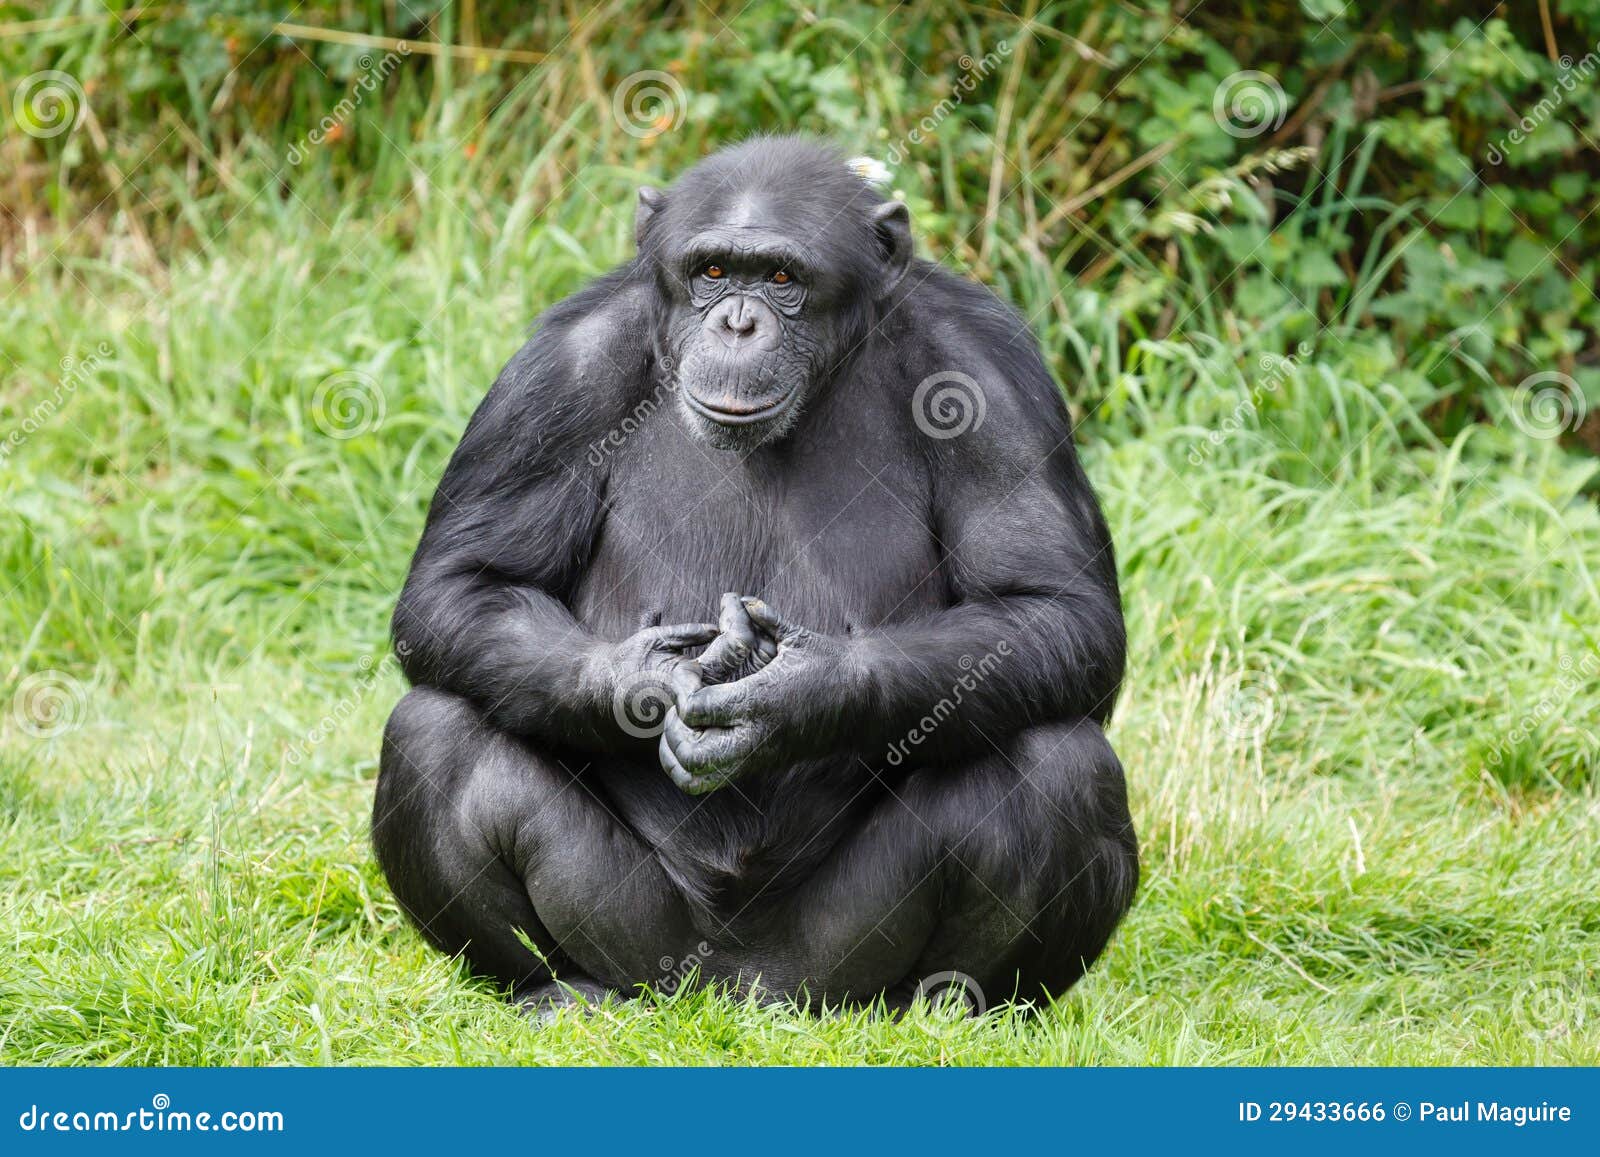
662,222,839,453
637,146,911,454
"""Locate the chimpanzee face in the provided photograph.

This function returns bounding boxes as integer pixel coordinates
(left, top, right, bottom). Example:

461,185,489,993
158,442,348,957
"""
663,224,828,451
636,143,912,453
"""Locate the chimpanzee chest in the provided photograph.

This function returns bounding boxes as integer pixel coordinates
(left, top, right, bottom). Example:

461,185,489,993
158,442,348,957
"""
571,409,947,637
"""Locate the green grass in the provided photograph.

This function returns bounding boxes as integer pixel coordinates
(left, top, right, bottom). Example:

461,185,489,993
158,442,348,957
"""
3,74,1599,1064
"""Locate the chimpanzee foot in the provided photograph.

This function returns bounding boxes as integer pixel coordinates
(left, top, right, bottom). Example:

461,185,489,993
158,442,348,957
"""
514,977,617,1024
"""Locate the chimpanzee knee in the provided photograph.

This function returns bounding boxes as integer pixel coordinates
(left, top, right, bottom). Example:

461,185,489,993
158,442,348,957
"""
899,719,1138,1003
372,688,560,989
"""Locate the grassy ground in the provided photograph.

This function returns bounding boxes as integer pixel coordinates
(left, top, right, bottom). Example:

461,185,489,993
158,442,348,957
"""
3,93,1599,1065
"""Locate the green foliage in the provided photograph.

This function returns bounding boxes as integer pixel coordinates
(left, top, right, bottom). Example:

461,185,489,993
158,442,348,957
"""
4,1,1598,448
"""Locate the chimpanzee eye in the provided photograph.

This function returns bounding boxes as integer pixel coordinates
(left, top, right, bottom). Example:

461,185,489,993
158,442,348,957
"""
771,270,791,285
702,264,724,280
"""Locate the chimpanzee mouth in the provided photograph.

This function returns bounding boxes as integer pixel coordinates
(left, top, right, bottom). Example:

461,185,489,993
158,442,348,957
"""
682,387,799,426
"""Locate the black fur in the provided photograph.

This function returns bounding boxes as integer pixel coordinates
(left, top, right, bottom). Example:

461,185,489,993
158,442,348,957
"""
374,137,1137,1012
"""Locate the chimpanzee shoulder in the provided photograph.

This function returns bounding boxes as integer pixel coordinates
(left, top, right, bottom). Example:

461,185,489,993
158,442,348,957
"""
875,259,1080,458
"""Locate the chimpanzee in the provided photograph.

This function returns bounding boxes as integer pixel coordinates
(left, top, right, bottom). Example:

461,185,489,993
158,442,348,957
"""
373,136,1137,1015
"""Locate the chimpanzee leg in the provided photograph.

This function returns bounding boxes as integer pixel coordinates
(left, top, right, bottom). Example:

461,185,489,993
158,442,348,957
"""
778,719,1138,1010
371,687,695,1006
374,691,1135,1012
910,719,1138,1006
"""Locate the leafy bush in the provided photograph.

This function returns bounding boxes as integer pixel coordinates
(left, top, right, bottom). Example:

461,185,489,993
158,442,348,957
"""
3,1,1597,455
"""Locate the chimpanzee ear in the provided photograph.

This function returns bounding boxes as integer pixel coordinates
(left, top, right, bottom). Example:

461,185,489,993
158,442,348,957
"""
870,200,912,295
635,186,665,252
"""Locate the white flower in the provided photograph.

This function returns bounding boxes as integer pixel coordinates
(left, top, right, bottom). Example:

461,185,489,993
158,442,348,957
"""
846,156,892,185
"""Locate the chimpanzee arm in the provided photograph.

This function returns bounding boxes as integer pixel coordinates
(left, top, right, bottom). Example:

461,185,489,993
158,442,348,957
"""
846,340,1125,762
392,278,707,753
845,423,1125,761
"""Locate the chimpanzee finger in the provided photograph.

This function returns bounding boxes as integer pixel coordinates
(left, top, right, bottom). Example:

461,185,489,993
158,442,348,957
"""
654,622,719,650
733,594,780,662
658,728,696,792
719,591,750,632
696,641,744,684
681,766,740,796
659,713,745,793
679,681,755,729
730,591,769,650
697,596,754,677
688,725,771,790
667,660,704,711
740,597,799,642
660,707,702,758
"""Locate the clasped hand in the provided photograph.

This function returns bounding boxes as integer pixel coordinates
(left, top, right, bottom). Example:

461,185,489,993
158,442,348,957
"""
601,593,849,795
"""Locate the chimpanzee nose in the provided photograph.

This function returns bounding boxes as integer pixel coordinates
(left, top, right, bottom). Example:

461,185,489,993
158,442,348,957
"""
723,300,758,336
704,295,781,352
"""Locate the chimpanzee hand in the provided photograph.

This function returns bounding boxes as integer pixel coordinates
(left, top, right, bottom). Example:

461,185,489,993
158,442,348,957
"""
696,592,779,684
587,618,717,742
658,598,857,794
